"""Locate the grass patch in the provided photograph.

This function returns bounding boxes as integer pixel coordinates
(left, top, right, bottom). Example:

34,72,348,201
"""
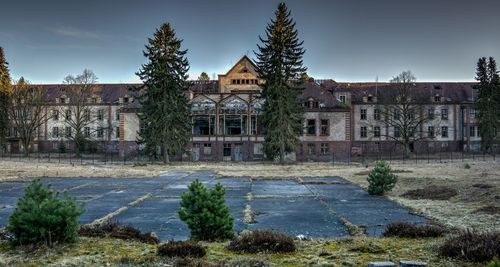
439,230,500,262
227,230,296,253
355,169,412,176
78,221,159,244
383,222,445,238
401,185,458,200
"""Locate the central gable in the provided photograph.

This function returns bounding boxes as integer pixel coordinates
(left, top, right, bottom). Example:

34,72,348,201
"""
218,55,263,93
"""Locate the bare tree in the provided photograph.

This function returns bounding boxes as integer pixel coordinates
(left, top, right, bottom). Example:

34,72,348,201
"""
60,69,108,157
366,71,440,157
8,78,48,156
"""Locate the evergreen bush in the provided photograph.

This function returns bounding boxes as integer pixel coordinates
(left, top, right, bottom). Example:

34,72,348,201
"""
178,179,234,241
367,160,398,195
7,179,84,246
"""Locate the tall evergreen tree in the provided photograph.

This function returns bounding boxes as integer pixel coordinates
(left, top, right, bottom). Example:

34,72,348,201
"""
475,57,500,151
136,23,191,163
254,2,307,163
0,47,12,150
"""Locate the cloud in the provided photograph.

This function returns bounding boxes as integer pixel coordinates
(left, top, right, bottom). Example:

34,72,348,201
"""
49,26,106,40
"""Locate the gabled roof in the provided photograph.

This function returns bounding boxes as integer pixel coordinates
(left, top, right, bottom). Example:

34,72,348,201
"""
218,55,258,77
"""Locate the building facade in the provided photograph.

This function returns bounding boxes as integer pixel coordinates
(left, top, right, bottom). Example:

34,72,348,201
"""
4,56,482,161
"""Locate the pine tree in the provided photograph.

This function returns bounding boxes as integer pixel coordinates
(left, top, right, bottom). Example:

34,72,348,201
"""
8,179,84,246
254,2,307,163
367,161,398,195
178,179,234,241
475,57,500,151
136,23,191,163
0,47,12,149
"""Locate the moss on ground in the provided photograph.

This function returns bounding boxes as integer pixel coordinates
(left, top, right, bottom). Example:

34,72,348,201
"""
0,236,482,266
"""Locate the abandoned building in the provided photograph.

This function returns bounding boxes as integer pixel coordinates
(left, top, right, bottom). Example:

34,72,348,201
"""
3,56,481,161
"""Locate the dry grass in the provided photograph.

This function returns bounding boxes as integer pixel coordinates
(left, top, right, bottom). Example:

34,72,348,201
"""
0,236,482,266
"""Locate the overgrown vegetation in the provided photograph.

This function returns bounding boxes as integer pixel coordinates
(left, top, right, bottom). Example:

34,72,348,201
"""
367,160,398,195
227,230,296,253
78,221,159,244
179,179,234,241
157,240,206,258
402,185,458,200
383,222,445,238
7,179,84,247
439,230,500,262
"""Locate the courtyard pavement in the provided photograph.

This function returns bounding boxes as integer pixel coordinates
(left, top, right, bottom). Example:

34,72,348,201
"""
0,171,427,240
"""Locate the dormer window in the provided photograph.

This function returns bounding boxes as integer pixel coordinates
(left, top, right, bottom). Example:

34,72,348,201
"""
92,97,97,103
60,97,66,104
338,95,346,103
434,95,441,102
367,95,373,102
124,97,129,103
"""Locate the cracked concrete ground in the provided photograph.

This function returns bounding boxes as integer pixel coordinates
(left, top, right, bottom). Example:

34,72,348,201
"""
0,171,426,240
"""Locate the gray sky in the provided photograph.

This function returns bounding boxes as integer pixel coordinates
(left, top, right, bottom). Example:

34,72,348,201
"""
1,0,499,83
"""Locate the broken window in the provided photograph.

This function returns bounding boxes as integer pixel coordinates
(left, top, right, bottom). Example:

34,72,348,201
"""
320,119,329,136
204,143,212,155
223,143,232,157
306,119,316,135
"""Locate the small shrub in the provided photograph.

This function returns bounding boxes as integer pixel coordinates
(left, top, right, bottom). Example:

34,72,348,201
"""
383,221,445,238
227,230,296,253
473,183,494,189
7,179,84,247
367,161,397,195
157,240,206,258
179,179,234,241
402,186,458,200
439,230,500,262
79,221,159,244
218,258,270,267
486,259,500,267
474,205,500,215
464,163,471,169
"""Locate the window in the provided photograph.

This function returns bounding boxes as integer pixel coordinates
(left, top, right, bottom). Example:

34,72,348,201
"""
428,126,435,138
65,110,71,120
441,108,448,120
115,112,120,121
253,143,263,155
123,97,129,103
307,143,315,155
115,127,120,138
320,143,329,155
374,109,380,120
231,79,236,84
320,119,329,136
97,128,104,138
441,126,448,138
97,110,104,120
306,119,316,135
84,127,90,137
91,97,97,104
434,96,441,102
52,127,59,138
65,127,72,138
470,109,479,119
360,127,367,138
312,101,319,108
470,126,475,137
223,143,231,157
204,143,212,155
360,109,367,120
84,110,91,121
394,127,400,138
52,110,59,120
427,108,435,120
60,97,66,104
373,126,381,138
339,95,346,103
367,95,373,102
304,101,311,108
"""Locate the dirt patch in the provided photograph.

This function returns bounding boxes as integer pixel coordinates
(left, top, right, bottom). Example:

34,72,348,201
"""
401,186,458,200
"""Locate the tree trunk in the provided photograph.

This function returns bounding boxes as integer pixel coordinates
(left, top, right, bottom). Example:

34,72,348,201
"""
22,139,30,157
279,142,285,164
162,144,169,164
